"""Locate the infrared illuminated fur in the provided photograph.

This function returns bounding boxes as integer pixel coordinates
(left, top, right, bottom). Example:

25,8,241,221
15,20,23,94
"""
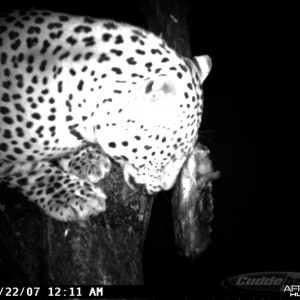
0,10,211,221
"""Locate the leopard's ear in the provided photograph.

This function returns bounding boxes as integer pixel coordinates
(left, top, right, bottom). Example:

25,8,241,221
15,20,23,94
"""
194,55,212,83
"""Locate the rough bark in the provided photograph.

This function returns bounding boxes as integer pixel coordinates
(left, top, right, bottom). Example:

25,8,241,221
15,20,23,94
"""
140,0,192,57
0,160,151,285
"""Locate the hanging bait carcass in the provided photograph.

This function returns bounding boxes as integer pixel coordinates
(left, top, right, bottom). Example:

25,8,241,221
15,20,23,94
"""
172,143,220,258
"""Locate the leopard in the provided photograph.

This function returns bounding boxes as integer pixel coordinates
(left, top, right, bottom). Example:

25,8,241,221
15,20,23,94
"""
0,9,212,221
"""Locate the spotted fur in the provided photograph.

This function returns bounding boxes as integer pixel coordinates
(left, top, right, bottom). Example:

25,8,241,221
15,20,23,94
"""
0,10,211,221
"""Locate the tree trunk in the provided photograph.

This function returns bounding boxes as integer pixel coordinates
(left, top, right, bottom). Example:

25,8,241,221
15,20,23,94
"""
0,0,192,287
0,160,151,285
140,0,192,57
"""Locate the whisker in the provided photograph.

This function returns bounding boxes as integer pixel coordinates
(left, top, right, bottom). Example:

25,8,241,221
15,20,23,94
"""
197,129,218,146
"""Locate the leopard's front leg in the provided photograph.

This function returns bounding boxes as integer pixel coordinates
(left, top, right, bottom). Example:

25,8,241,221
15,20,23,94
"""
57,144,112,183
1,160,107,221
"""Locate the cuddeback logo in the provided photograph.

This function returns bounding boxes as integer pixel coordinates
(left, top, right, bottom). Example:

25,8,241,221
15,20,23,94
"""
222,272,300,295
